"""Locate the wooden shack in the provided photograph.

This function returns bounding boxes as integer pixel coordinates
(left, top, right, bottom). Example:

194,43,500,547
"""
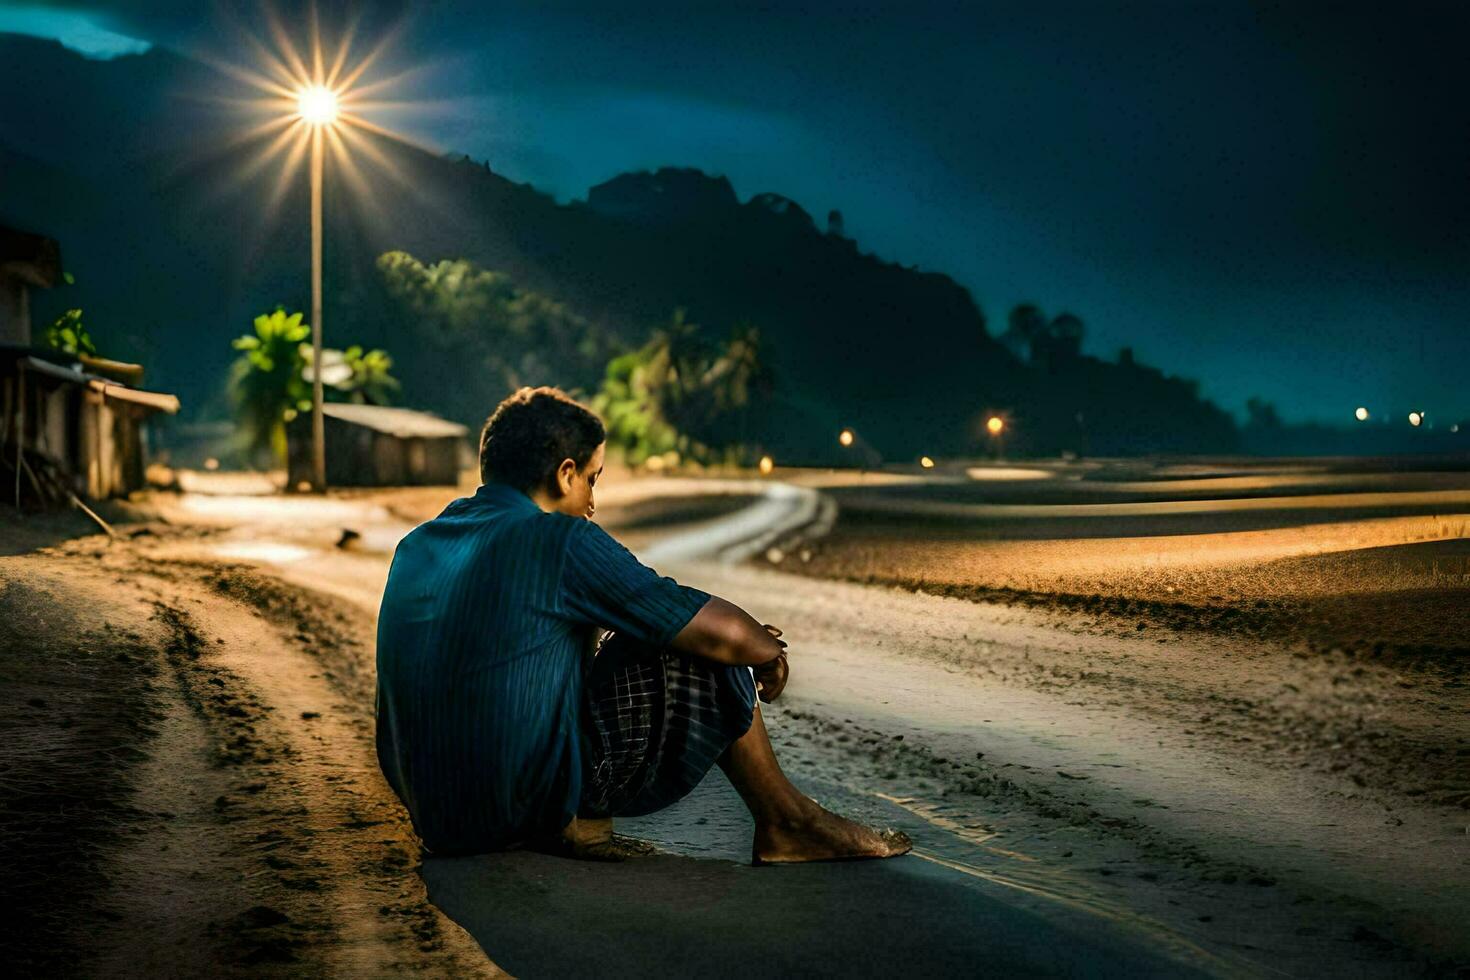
287,403,467,487
2,348,181,504
1,225,62,347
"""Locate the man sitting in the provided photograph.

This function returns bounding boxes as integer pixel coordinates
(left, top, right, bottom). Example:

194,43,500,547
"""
376,386,911,863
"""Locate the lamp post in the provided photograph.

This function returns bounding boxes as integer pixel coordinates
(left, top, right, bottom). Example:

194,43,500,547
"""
297,85,339,491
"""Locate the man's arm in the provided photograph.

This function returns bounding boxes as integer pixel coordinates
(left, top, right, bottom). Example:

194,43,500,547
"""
560,520,782,670
670,596,785,667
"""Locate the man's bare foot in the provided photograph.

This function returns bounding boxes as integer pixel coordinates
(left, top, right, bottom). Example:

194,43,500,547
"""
526,816,658,862
752,804,913,865
565,834,658,862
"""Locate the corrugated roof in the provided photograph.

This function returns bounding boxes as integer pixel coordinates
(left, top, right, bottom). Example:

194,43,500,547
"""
21,355,89,383
323,402,468,438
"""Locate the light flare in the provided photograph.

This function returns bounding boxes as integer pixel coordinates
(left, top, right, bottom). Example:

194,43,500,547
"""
181,3,451,244
297,85,339,125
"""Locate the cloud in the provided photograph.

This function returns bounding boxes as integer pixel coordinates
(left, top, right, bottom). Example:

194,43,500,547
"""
0,4,150,58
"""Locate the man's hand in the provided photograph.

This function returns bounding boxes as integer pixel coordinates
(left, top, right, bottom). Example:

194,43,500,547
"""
671,597,786,668
753,624,789,703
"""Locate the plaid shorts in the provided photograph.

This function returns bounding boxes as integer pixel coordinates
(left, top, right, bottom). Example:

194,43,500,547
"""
578,631,758,819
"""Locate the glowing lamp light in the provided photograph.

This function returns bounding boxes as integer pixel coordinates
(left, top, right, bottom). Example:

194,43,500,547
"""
919,456,935,469
986,416,1005,436
1354,406,1369,421
758,455,774,475
220,12,423,490
1408,412,1423,427
838,428,855,447
297,85,340,125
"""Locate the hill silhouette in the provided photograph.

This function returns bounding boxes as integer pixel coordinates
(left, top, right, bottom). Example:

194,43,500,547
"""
0,34,1237,460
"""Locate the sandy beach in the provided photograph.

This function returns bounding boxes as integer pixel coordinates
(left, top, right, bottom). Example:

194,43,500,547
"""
2,461,1467,976
0,478,762,976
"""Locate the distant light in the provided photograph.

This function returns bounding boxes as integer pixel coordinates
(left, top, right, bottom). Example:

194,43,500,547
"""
986,416,1005,436
758,455,774,475
838,428,855,447
1408,412,1423,427
297,85,340,125
1453,424,1461,434
920,456,935,469
1354,406,1369,421
966,466,1055,481
203,457,220,471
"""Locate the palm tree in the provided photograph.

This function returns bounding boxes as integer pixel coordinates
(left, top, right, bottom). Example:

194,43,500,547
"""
1048,312,1085,359
1001,303,1047,362
44,308,97,357
593,310,772,465
338,346,401,405
304,345,401,406
229,308,311,465
703,323,769,410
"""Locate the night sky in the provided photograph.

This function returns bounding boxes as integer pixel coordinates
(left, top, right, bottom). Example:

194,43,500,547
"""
5,1,1467,426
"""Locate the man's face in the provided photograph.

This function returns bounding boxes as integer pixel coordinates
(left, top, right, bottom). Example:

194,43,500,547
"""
556,442,605,520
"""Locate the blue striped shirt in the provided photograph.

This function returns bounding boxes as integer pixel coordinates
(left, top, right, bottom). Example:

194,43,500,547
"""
375,481,710,854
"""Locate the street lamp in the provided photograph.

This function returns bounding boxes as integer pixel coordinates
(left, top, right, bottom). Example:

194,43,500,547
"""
836,427,880,470
296,83,341,492
986,415,1006,460
215,13,420,488
1409,411,1423,427
1354,406,1369,421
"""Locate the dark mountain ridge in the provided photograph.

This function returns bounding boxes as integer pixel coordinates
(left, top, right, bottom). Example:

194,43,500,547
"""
1,34,1236,459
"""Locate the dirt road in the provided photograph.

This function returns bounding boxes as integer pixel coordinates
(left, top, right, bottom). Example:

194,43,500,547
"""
182,475,1470,972
1,526,500,976
0,478,756,976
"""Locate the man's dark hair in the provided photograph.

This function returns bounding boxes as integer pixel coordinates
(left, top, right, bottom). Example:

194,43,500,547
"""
479,387,606,492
